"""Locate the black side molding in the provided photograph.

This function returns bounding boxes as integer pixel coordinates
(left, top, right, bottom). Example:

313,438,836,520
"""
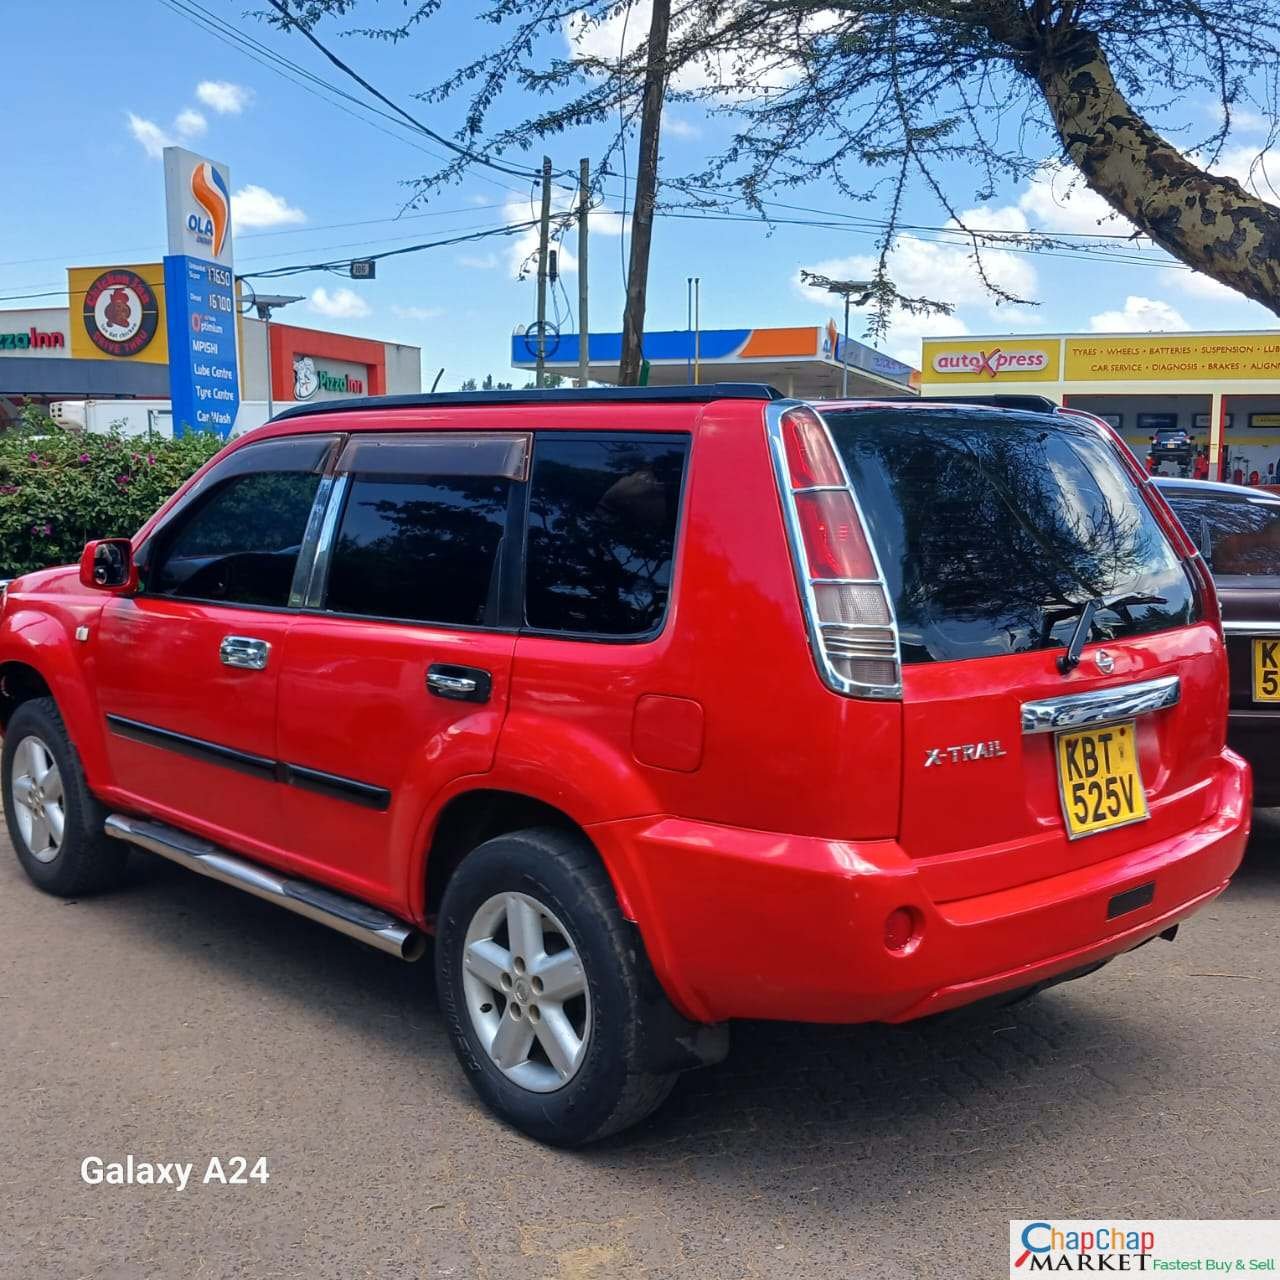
106,715,391,812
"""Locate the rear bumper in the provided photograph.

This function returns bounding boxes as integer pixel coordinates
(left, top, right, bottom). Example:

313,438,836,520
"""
596,750,1250,1026
1228,709,1280,805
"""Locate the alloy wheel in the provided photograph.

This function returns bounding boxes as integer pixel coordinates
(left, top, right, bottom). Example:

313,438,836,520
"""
461,891,591,1093
10,735,65,864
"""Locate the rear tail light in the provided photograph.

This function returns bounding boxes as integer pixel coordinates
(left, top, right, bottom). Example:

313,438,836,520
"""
768,404,901,697
1058,406,1220,634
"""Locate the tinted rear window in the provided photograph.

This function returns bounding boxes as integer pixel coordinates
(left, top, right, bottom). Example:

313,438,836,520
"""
1166,492,1280,578
822,409,1197,664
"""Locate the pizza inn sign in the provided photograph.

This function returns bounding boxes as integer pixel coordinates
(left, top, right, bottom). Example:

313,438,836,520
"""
0,327,66,353
931,347,1051,377
293,355,365,399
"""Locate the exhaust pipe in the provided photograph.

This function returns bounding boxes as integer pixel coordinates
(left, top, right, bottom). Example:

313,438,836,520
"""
105,813,427,961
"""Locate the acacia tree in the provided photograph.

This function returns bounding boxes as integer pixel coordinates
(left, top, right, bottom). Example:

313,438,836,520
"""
269,0,1280,375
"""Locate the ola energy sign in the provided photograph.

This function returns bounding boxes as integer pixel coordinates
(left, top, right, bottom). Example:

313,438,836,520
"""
163,146,240,437
163,147,233,269
924,339,1060,383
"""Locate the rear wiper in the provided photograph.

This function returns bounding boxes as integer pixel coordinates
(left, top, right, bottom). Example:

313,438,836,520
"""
1053,593,1168,675
1057,598,1102,674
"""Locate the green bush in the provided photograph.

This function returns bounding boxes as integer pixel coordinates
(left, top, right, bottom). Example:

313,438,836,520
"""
0,406,225,579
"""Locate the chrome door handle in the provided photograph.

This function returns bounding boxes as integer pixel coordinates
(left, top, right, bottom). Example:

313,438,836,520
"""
220,635,271,671
426,664,492,703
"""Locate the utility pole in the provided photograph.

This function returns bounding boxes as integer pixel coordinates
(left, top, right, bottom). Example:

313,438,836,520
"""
693,277,701,385
535,155,552,389
577,157,590,388
619,0,672,386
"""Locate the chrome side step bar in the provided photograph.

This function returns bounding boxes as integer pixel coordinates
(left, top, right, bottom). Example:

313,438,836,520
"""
104,814,427,961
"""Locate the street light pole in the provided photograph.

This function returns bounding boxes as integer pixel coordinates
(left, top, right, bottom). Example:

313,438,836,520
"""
798,270,875,400
249,293,304,418
842,292,851,399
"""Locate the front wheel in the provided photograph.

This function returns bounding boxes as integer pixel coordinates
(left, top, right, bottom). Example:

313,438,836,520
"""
2,697,128,896
435,827,677,1146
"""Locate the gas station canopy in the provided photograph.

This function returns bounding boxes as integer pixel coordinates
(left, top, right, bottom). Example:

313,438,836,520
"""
511,322,918,399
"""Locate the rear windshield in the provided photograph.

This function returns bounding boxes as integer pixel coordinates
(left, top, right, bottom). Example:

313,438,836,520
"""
1165,491,1280,579
822,408,1197,664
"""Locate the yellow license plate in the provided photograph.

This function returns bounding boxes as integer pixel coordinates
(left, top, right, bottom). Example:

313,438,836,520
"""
1253,638,1280,702
1055,720,1148,839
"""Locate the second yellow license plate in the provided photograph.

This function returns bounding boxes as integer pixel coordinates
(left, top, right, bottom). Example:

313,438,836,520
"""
1055,720,1148,839
1253,638,1280,702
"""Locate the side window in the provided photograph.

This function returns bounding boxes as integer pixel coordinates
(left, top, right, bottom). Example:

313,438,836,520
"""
1203,497,1280,576
524,435,689,636
1166,497,1213,560
147,439,333,607
325,453,515,626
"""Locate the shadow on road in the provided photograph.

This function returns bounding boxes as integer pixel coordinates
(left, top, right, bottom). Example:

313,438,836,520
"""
85,847,1190,1174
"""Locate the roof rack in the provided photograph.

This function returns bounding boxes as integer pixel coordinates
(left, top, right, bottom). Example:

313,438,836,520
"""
271,382,785,421
868,393,1060,413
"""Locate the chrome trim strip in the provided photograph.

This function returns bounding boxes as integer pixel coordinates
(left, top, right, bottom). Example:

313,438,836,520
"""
104,814,425,960
303,472,350,610
1223,620,1280,637
1021,675,1180,735
764,399,902,700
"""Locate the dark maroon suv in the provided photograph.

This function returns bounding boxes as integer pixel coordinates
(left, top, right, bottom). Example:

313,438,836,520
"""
1159,476,1280,804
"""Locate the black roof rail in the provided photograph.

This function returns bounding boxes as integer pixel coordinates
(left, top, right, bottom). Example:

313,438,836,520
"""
271,382,786,421
868,393,1061,413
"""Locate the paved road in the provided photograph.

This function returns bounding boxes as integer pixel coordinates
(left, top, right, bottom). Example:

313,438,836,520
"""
2,815,1277,1280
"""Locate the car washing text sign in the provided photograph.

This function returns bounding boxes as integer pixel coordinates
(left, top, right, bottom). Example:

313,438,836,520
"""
163,255,240,437
1010,1220,1280,1276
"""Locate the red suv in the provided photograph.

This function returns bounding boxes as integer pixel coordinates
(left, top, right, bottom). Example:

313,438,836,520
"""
0,386,1250,1145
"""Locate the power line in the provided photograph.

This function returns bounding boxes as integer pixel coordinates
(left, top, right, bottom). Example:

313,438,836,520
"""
261,0,563,184
156,0,537,200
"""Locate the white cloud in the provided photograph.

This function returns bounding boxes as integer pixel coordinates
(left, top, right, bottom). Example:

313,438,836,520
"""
174,108,207,140
1014,164,1136,237
1208,145,1280,202
458,252,500,270
127,113,172,159
794,219,1043,368
310,287,371,319
1174,270,1247,302
500,194,627,277
1089,295,1190,333
196,80,252,114
663,114,701,140
1207,102,1272,137
392,304,444,320
232,184,306,229
565,2,822,97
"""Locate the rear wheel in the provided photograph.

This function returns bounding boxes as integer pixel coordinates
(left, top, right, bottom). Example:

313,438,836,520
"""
2,698,128,896
435,827,677,1146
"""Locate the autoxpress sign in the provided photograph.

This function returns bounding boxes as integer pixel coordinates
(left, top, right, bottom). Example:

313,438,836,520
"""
162,146,240,437
923,338,1061,383
163,256,240,436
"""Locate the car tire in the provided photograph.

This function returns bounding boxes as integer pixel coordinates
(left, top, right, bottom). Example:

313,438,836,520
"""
435,826,677,1146
2,697,128,896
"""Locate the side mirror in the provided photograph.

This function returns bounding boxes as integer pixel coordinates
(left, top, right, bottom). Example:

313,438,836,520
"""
79,539,139,594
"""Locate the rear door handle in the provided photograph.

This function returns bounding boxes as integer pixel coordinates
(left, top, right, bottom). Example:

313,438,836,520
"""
427,664,492,703
220,635,271,671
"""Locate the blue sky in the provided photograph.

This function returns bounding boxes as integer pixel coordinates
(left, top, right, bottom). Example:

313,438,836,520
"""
3,0,1278,387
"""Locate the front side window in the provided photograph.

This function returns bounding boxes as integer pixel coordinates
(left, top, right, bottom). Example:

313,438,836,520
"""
1168,494,1280,578
524,436,689,636
148,472,323,607
325,473,512,626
